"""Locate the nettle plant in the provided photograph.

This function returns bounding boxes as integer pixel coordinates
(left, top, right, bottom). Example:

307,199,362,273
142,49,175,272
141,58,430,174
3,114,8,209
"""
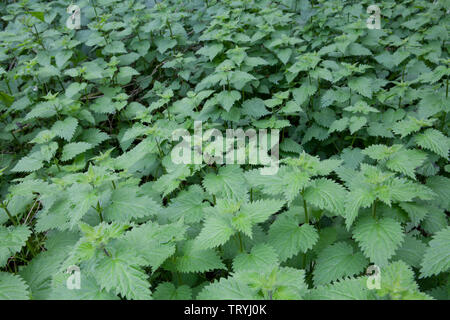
0,0,449,300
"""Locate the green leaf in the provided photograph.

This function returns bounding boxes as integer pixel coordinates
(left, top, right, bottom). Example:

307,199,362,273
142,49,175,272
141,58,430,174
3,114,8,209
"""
233,244,279,273
307,277,371,300
155,38,177,54
349,116,367,134
276,48,292,64
153,282,192,300
203,165,248,201
48,274,118,300
216,90,241,112
353,217,404,266
174,241,225,273
117,67,140,85
197,43,224,61
0,273,30,300
51,117,78,141
28,11,45,22
415,129,450,160
11,157,44,172
196,277,258,300
239,199,285,225
93,249,152,300
304,178,347,215
348,77,373,98
313,242,368,286
246,166,309,204
61,142,93,161
242,98,270,118
65,82,86,98
393,234,427,268
165,185,210,224
103,41,127,54
268,215,319,261
0,225,31,267
104,186,161,222
378,261,431,300
195,215,235,250
399,202,428,226
420,226,450,278
55,51,72,68
0,91,14,107
386,149,427,178
119,221,185,271
67,183,98,227
292,82,317,105
19,249,68,299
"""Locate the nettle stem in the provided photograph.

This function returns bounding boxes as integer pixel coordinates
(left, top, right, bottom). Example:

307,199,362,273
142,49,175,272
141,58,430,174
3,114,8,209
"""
301,190,309,224
303,199,309,224
372,200,377,219
446,76,448,98
237,232,244,253
26,240,37,256
10,130,20,146
166,20,173,38
93,201,104,222
1,202,17,226
91,0,100,22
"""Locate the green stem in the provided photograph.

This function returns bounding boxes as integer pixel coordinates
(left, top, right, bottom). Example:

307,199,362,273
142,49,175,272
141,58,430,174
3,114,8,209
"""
176,271,183,285
10,131,20,146
155,138,164,157
350,135,356,147
94,201,104,222
303,199,309,224
1,203,17,226
171,255,183,285
301,191,309,224
446,76,448,98
90,0,99,22
166,20,173,38
32,24,45,50
25,241,37,257
349,88,352,106
372,200,377,219
302,252,307,269
237,232,244,253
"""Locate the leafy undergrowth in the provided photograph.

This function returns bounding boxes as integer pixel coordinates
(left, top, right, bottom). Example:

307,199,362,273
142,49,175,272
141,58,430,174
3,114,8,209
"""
0,0,449,300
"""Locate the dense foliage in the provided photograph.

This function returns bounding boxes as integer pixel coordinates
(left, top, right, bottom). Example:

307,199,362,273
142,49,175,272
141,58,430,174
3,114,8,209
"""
0,0,449,300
